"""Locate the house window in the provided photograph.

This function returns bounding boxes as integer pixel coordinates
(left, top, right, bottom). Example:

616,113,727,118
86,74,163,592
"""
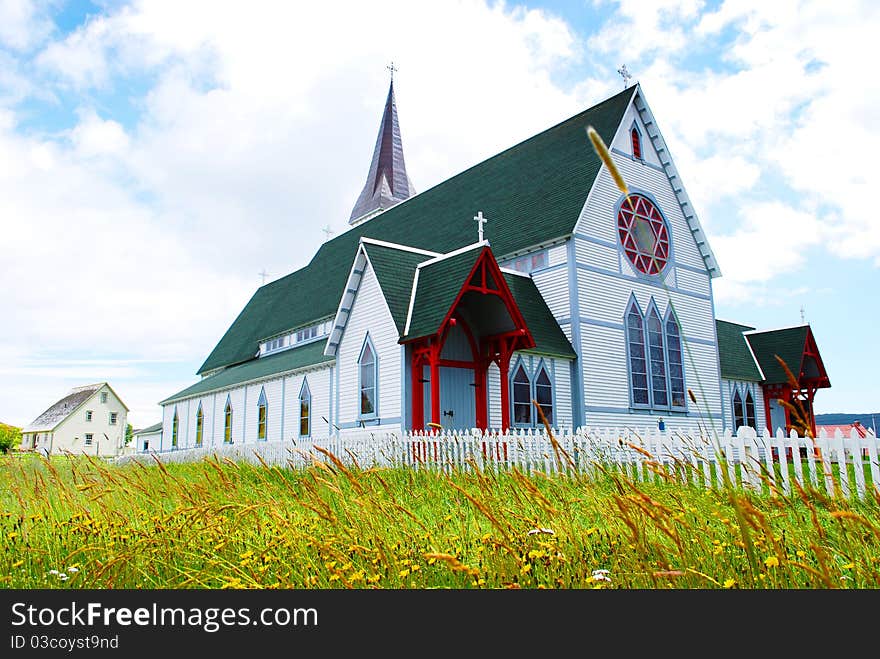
224,398,233,444
109,412,118,425
646,307,668,407
617,194,670,275
512,364,531,425
86,410,93,422
359,337,377,417
171,409,179,448
631,126,642,159
300,379,311,437
100,392,108,404
745,390,756,429
627,304,650,406
195,404,204,447
535,366,553,425
733,389,744,430
665,312,686,409
85,434,93,446
257,388,268,440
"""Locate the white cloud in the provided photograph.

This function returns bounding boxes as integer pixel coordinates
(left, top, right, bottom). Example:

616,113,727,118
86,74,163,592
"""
0,0,53,51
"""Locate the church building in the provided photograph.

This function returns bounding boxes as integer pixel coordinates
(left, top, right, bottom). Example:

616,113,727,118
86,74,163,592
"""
156,78,830,450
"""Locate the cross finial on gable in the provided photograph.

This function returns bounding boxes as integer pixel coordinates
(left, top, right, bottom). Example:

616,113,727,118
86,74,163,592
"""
474,211,487,243
258,269,268,285
617,64,632,89
387,61,398,82
322,224,335,241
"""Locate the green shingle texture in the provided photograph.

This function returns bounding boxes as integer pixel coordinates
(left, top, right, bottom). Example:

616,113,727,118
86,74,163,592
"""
405,248,483,340
715,320,762,382
197,86,635,374
503,273,576,359
745,326,809,385
363,243,432,334
163,340,333,404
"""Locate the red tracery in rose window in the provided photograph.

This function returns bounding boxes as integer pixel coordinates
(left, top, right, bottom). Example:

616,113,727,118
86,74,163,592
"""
617,194,670,275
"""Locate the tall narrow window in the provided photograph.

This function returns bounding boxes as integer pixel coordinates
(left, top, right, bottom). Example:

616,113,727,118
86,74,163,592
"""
631,126,642,159
224,397,233,444
195,404,203,447
733,389,744,430
359,337,377,417
300,380,311,438
627,304,649,406
535,366,553,425
86,410,93,422
512,364,531,425
665,312,686,409
171,409,178,448
646,307,668,407
745,390,756,429
257,388,268,440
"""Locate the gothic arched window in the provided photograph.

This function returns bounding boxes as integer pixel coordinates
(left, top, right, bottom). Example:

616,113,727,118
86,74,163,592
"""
171,408,179,448
359,336,377,418
535,366,553,425
627,302,650,406
646,306,668,407
631,126,642,159
512,364,531,425
224,397,233,444
733,389,744,430
300,379,311,438
257,388,268,440
195,403,203,447
745,390,756,429
664,311,686,409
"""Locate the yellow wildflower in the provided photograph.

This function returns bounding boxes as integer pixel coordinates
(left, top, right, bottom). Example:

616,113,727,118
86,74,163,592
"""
723,579,736,589
764,556,779,569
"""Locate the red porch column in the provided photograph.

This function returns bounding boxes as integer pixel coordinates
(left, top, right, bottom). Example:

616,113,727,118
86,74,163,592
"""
411,353,424,431
499,355,511,432
474,360,487,431
430,344,441,429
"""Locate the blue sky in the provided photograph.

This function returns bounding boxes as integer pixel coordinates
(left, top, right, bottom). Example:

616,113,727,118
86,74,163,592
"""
1,0,878,429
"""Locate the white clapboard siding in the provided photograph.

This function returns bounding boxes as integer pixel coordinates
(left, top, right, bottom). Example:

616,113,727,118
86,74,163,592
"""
676,267,711,297
122,427,880,502
336,259,401,425
547,243,567,267
574,236,619,273
611,103,664,168
531,267,570,319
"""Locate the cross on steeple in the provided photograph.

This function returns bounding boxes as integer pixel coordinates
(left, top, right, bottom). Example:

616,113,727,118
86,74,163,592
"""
387,61,398,82
617,64,632,89
474,211,487,243
258,269,268,285
322,224,334,241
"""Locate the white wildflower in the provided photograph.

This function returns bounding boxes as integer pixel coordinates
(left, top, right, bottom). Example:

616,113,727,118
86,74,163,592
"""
48,569,59,575
67,567,79,573
592,569,611,582
527,528,555,536
58,574,69,581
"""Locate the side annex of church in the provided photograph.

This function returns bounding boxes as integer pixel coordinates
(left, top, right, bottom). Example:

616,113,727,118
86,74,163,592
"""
156,79,830,450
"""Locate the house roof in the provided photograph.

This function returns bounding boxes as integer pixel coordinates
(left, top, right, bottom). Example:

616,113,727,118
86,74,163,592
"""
162,340,333,405
134,422,163,435
816,423,874,439
197,85,636,375
715,319,763,382
745,325,830,387
23,383,102,432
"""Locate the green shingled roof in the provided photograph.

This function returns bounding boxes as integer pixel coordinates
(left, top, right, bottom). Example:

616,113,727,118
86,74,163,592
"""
134,422,163,435
198,86,635,375
503,272,576,359
745,326,809,385
363,243,434,334
405,248,483,340
163,340,333,404
715,320,762,382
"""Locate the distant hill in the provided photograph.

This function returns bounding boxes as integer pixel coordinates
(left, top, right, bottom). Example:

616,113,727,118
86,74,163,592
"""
815,413,879,430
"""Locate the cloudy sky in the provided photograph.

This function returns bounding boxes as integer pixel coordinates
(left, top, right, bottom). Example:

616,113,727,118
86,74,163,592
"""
1,0,878,430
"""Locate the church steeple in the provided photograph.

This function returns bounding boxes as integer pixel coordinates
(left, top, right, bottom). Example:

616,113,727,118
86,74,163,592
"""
349,70,415,225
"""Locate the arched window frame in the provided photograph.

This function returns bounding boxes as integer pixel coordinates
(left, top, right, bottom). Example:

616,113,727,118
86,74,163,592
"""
744,388,756,429
171,408,179,449
224,395,233,445
645,300,669,409
663,306,687,411
630,120,643,160
358,334,378,420
533,359,554,427
509,357,532,427
732,388,745,430
299,378,311,438
257,387,268,441
195,402,204,447
625,296,651,409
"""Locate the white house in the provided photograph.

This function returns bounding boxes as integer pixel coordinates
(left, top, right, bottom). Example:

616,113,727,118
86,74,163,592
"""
132,422,163,453
156,80,830,451
21,382,129,457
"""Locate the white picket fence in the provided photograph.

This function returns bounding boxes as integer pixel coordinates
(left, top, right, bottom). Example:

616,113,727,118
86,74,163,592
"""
115,426,880,501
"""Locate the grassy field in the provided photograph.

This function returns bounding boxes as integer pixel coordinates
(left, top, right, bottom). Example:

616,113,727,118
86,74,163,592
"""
1,450,878,589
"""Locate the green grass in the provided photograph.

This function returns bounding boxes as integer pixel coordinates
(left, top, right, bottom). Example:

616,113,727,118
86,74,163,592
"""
1,451,878,589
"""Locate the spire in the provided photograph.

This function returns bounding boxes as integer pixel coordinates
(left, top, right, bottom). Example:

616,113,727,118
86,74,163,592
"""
349,73,415,225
